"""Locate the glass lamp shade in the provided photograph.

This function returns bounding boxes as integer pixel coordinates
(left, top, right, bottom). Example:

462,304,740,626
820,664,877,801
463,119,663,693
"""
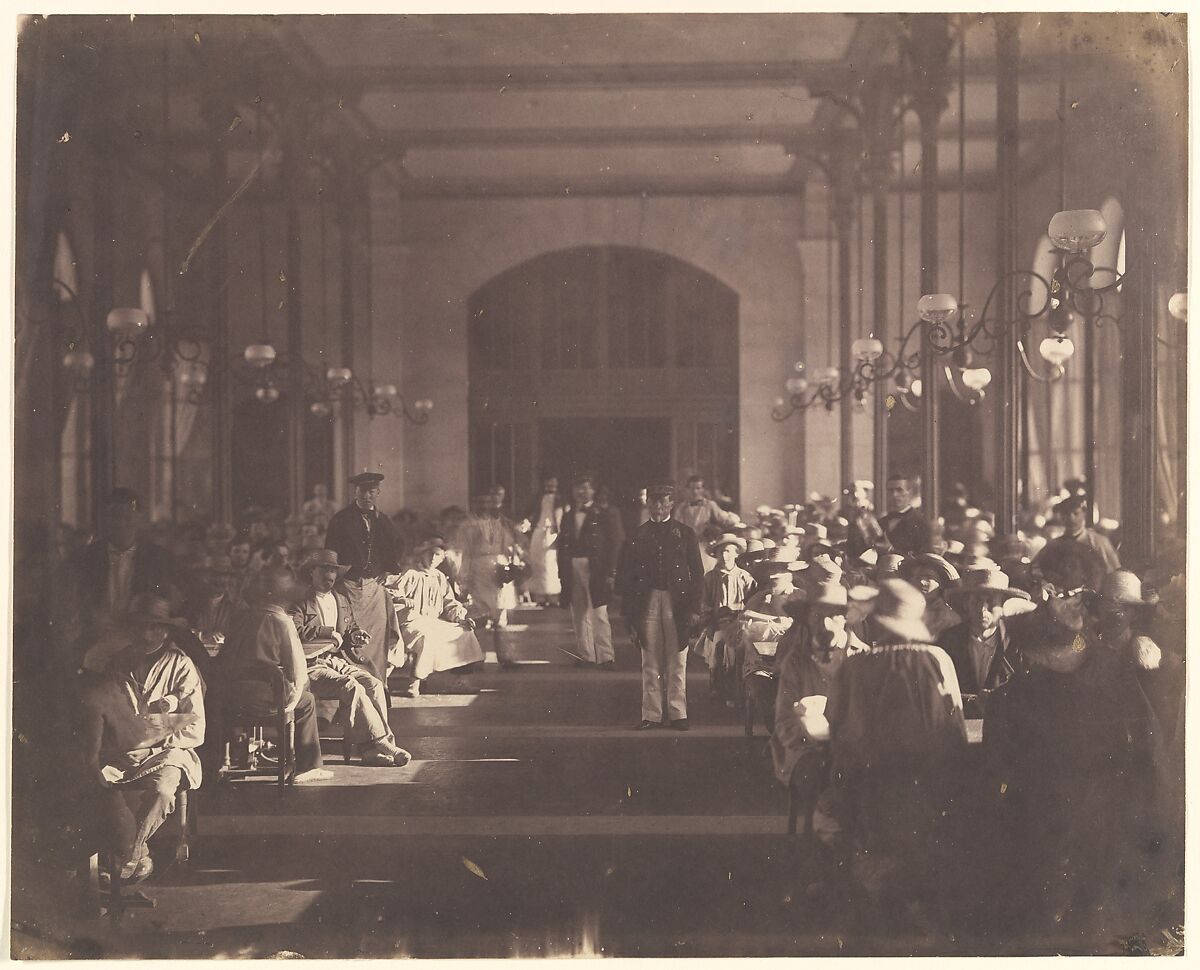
784,375,809,395
960,367,993,393
63,348,95,374
255,383,280,402
1168,291,1187,321
178,367,206,386
373,383,398,399
773,396,787,409
918,293,958,324
106,307,151,336
851,337,884,362
818,366,840,387
1048,209,1107,253
244,343,277,368
310,401,333,417
793,360,806,374
908,378,923,399
413,398,434,412
1039,335,1076,366
325,366,353,387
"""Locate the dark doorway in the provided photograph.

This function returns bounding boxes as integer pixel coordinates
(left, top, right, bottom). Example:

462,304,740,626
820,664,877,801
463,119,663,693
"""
539,417,672,509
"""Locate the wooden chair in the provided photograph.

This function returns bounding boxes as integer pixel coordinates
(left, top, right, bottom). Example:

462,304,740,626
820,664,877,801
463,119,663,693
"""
79,781,195,919
217,667,296,790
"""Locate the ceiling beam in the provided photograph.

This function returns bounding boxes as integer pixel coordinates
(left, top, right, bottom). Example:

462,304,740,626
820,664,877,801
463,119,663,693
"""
364,117,1054,152
325,54,1086,93
394,169,1009,201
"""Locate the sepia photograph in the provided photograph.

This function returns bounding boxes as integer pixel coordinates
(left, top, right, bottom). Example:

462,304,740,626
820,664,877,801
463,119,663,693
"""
8,6,1190,958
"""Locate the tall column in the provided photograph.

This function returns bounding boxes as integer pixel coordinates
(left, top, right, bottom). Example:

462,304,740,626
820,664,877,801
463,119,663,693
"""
1120,145,1159,570
993,14,1022,537
88,45,115,526
336,168,359,497
862,73,899,492
281,117,306,516
832,158,856,497
906,14,952,521
203,102,234,526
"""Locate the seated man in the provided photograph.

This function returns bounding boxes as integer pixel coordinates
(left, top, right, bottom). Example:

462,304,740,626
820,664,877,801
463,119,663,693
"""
818,579,967,922
735,561,806,724
390,537,485,698
186,554,244,648
217,567,332,783
289,550,411,766
693,535,756,697
77,594,204,885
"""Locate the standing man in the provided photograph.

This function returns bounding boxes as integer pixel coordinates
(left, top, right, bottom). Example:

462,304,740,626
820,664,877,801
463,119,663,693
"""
324,472,403,684
557,473,622,668
617,484,705,730
880,473,933,556
1036,493,1120,573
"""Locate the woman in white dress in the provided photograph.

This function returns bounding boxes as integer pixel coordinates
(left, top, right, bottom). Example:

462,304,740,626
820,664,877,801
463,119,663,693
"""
462,489,524,629
525,476,564,606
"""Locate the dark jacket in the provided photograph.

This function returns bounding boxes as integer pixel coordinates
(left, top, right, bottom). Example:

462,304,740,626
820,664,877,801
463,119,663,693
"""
556,504,623,608
937,620,1018,718
288,587,354,643
325,505,402,581
69,539,180,624
880,507,933,556
616,518,705,648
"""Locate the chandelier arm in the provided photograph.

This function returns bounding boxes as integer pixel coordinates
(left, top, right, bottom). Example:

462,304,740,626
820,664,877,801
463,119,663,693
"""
770,401,798,422
1015,337,1065,383
897,386,921,412
399,397,431,425
942,364,983,405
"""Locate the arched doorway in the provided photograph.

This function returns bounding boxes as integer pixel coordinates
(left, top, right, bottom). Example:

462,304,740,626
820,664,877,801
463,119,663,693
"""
468,246,739,518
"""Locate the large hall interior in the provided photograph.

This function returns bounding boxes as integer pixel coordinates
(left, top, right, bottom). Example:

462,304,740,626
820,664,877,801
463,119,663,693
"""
10,10,1189,959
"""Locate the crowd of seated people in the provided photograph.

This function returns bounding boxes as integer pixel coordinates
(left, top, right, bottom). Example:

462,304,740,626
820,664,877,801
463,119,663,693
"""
52,475,1183,941
678,476,1182,940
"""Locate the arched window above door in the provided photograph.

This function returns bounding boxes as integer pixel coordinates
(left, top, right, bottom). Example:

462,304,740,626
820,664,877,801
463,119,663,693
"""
468,246,737,374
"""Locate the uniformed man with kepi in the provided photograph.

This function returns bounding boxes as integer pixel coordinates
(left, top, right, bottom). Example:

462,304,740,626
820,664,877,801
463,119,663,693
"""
323,472,403,684
617,483,705,731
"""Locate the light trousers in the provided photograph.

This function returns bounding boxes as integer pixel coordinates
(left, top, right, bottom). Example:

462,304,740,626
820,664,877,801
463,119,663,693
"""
307,657,395,750
570,558,614,664
640,589,688,722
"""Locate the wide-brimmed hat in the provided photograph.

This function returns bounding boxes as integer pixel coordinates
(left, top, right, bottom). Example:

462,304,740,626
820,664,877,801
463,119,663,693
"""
805,523,829,542
900,553,961,589
711,534,747,554
871,578,933,643
1095,569,1159,607
949,567,1031,604
127,593,188,628
349,472,385,487
301,549,351,575
808,580,850,612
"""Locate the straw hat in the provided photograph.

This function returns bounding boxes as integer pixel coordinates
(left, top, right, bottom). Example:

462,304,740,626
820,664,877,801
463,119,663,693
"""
712,534,748,554
900,552,961,589
301,549,351,575
1096,569,1159,607
949,567,1031,605
871,579,933,643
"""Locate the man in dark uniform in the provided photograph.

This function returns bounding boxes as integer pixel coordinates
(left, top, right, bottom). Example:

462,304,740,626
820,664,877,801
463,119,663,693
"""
880,473,933,556
616,484,705,731
323,472,403,683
